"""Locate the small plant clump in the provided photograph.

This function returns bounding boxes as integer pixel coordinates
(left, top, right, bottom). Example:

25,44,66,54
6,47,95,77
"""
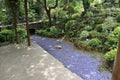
88,38,102,48
104,49,117,63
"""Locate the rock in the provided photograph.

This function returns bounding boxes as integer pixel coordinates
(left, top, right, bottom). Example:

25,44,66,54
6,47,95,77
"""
55,45,62,49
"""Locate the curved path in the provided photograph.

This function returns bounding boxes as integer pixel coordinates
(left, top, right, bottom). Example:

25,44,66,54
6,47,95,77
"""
31,35,112,80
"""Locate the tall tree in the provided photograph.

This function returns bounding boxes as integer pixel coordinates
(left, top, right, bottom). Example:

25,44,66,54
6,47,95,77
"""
43,0,58,27
24,0,31,46
112,35,120,80
4,0,19,44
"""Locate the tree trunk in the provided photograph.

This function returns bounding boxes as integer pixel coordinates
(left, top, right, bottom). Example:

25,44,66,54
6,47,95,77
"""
24,0,31,46
11,5,19,44
46,10,52,27
112,35,120,80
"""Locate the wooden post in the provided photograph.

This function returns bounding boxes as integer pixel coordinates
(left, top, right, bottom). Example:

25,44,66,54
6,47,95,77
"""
112,35,120,80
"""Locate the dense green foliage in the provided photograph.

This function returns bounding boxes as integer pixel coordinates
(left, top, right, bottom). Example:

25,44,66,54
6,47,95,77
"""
0,28,26,46
17,28,27,42
36,26,64,38
88,38,102,48
0,29,14,43
80,30,89,40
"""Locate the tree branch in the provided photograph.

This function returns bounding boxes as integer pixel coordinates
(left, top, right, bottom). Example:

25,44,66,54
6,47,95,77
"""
43,0,48,11
49,0,58,9
44,0,58,11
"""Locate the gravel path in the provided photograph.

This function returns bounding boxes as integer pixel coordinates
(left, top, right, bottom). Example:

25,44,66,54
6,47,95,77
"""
31,35,112,80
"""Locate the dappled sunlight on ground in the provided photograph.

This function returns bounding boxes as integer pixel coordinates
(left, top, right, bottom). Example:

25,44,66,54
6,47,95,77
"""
0,43,82,80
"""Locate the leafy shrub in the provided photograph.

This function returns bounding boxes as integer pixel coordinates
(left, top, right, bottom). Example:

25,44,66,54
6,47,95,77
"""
83,26,93,31
0,11,6,25
36,29,52,37
0,34,4,42
67,3,75,14
80,30,89,40
88,38,102,48
102,17,117,32
36,29,47,35
50,26,57,33
95,24,103,32
104,26,120,49
74,40,88,50
113,26,120,35
52,7,68,19
28,10,37,21
17,28,27,42
104,49,117,62
0,29,13,43
94,17,104,24
74,5,83,13
36,26,64,38
68,31,74,37
50,26,64,37
107,32,118,46
103,41,112,51
85,11,93,16
65,20,75,32
116,14,120,23
0,28,26,46
89,30,100,38
71,13,80,18
103,27,120,50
